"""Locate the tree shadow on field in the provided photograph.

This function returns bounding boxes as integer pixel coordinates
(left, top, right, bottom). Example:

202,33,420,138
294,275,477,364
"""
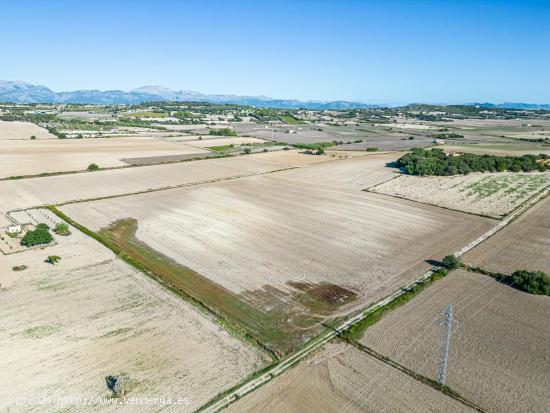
426,259,444,267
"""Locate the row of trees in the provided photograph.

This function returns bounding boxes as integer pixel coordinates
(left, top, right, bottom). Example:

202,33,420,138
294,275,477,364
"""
209,128,236,136
397,148,549,176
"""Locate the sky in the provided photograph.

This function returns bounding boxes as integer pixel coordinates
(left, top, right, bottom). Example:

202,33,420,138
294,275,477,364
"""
1,0,549,103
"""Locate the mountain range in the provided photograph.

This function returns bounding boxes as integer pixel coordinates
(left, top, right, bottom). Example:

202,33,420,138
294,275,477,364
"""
0,81,378,110
1,81,549,110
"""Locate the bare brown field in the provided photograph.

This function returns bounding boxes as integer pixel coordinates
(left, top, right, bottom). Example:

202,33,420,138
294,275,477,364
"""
0,120,56,140
360,269,550,413
272,152,401,190
227,342,472,413
59,175,494,353
0,137,209,178
371,172,550,217
0,210,270,413
463,195,550,274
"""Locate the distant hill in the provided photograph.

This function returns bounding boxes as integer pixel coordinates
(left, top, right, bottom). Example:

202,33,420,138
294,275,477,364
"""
0,80,379,109
474,102,550,110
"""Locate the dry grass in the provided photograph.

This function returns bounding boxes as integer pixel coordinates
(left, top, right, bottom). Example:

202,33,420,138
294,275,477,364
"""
0,137,209,178
0,120,56,140
227,342,473,413
371,172,550,218
0,156,293,221
271,152,401,190
0,210,270,412
360,269,550,413
463,195,550,274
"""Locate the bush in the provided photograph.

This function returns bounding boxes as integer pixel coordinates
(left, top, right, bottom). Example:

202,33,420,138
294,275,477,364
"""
21,228,53,247
243,147,252,154
442,255,460,270
366,147,378,152
510,270,550,296
46,255,61,265
30,135,36,140
87,163,99,171
12,265,28,271
54,222,70,235
315,148,325,155
36,223,50,231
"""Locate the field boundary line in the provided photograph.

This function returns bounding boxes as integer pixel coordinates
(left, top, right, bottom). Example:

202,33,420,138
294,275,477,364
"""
345,340,485,412
195,183,549,413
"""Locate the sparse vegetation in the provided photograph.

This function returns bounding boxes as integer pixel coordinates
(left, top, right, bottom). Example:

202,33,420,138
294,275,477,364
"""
46,255,61,264
12,265,28,272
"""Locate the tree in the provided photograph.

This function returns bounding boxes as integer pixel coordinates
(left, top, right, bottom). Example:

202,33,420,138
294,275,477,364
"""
510,270,550,296
442,255,460,270
87,163,99,171
243,147,252,154
30,135,36,140
36,223,50,231
21,228,53,247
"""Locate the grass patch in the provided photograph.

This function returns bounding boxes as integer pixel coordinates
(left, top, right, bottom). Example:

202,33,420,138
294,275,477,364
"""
47,208,350,357
24,324,61,338
280,115,302,125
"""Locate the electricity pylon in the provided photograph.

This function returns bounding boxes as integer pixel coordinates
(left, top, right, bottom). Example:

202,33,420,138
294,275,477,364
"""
438,304,458,386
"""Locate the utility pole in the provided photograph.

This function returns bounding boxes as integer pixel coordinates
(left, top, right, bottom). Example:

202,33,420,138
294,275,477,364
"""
438,304,455,386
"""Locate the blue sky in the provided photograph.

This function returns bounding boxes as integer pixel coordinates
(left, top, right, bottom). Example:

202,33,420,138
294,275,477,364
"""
1,0,549,103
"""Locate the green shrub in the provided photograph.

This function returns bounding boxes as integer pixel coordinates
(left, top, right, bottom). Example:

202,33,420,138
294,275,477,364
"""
46,255,61,265
36,223,50,231
442,255,460,270
12,265,28,271
30,135,36,140
366,147,378,152
243,147,252,154
54,222,70,235
87,163,99,171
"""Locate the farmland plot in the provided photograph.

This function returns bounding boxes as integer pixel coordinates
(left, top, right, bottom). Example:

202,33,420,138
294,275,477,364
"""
463,195,550,274
361,270,550,413
0,212,269,412
0,155,292,216
0,120,56,140
0,137,209,178
371,172,550,218
226,342,472,413
271,152,401,190
59,175,494,354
